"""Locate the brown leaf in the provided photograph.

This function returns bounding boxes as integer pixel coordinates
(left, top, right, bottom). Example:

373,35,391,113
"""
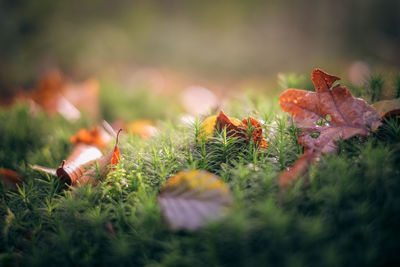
0,168,24,190
77,138,121,186
56,144,103,185
57,130,122,186
241,117,269,149
277,151,317,188
278,68,381,187
280,68,381,154
214,110,268,149
215,110,245,138
372,98,400,119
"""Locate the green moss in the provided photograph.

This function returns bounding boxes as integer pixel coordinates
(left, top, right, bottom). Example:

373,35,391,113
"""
1,74,400,266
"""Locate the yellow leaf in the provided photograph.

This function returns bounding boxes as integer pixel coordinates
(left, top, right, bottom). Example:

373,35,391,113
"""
158,170,233,231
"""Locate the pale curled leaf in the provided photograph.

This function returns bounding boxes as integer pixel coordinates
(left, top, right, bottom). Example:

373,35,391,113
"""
56,144,103,185
57,131,121,187
77,144,120,186
158,170,233,231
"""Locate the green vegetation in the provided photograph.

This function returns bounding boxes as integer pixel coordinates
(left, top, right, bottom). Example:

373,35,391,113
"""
1,73,400,266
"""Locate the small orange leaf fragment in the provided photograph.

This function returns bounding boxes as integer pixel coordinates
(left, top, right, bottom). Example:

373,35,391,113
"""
70,126,111,150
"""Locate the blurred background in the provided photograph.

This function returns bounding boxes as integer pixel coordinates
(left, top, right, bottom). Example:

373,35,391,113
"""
0,0,399,109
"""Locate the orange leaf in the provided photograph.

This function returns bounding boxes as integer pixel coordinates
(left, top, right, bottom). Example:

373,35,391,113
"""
215,110,245,138
0,168,24,189
214,110,268,149
242,117,268,149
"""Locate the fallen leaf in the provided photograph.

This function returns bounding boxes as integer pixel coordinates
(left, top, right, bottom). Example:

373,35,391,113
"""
280,68,381,154
278,68,381,187
32,130,122,187
0,168,24,189
57,129,122,186
55,144,103,185
215,110,245,138
241,117,269,149
200,110,268,148
372,98,400,119
158,170,233,231
277,151,317,188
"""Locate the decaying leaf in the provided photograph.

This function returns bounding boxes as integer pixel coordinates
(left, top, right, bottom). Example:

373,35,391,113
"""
278,68,381,187
158,170,233,231
373,98,400,119
32,129,121,187
241,117,269,149
55,144,103,185
214,110,244,138
200,110,268,149
57,129,121,186
0,168,24,190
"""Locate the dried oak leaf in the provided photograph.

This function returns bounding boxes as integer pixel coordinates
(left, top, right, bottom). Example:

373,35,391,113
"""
280,68,381,154
278,69,381,187
158,170,233,231
372,98,400,119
